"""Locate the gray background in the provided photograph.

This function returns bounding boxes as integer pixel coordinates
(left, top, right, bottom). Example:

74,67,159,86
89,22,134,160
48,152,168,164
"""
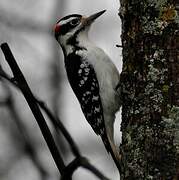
0,0,122,179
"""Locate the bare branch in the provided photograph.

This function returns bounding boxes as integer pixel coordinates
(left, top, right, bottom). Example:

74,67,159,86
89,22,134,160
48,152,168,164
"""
37,100,81,157
0,65,81,157
61,157,110,180
0,42,110,180
0,81,49,179
0,42,66,174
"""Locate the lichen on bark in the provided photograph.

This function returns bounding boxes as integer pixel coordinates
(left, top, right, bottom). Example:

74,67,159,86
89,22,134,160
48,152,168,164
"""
119,0,179,179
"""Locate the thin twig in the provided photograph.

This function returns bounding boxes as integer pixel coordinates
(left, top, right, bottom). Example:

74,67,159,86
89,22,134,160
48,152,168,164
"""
1,82,48,179
37,100,81,157
0,70,110,180
0,43,66,174
0,42,110,180
0,67,81,157
61,157,110,180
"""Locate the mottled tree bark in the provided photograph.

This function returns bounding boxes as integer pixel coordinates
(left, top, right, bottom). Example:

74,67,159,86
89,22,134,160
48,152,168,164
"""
119,0,179,179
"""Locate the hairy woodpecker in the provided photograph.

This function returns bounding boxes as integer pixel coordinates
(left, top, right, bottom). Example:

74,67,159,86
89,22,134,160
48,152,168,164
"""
54,10,121,170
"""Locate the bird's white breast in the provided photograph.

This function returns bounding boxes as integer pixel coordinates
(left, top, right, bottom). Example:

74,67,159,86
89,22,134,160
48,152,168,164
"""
76,41,120,116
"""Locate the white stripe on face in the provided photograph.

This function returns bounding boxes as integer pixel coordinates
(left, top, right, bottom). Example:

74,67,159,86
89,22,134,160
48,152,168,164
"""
58,17,78,26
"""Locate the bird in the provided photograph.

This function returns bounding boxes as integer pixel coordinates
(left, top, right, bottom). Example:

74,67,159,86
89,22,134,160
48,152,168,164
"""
54,10,121,171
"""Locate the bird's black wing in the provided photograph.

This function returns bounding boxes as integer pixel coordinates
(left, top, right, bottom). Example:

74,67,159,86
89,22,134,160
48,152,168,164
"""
65,53,105,136
65,53,120,159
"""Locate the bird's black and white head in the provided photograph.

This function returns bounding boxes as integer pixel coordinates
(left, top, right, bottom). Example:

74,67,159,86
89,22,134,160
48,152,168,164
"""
54,10,106,55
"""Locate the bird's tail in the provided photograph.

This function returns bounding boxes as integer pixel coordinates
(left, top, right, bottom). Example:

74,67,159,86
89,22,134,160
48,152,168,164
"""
101,131,121,172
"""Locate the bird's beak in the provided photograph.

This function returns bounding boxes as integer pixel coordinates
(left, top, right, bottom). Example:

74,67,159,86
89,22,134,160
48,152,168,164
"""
81,10,106,27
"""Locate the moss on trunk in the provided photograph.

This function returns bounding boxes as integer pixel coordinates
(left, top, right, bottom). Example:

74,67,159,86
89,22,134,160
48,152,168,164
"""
119,0,179,179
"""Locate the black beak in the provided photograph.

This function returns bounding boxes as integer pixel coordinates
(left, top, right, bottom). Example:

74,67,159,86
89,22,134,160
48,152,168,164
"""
87,10,106,22
82,10,106,27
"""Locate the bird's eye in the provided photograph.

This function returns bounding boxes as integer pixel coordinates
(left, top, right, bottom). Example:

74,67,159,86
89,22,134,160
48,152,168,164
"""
70,19,80,26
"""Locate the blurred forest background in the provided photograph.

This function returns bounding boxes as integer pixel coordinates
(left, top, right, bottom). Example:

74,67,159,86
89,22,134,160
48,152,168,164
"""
0,0,122,179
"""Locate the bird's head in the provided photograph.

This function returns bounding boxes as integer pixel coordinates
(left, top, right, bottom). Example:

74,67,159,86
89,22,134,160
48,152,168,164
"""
54,10,106,50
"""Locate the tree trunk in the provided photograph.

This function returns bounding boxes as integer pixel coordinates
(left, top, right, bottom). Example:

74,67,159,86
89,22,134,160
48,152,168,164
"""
119,0,179,179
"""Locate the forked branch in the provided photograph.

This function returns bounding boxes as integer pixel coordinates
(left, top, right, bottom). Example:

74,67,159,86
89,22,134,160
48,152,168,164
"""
0,42,110,180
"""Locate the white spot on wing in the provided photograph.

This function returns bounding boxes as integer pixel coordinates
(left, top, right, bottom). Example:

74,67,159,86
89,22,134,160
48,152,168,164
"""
78,69,82,74
100,128,105,135
94,107,100,112
80,80,84,84
92,96,99,101
97,118,102,125
86,91,91,95
80,64,85,68
84,68,89,72
84,77,88,81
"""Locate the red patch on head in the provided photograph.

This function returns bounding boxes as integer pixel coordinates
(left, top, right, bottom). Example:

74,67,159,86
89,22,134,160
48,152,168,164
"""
54,24,61,33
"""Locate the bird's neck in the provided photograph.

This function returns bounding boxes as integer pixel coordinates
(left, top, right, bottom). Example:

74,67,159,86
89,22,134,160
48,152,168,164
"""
76,30,91,47
61,30,93,56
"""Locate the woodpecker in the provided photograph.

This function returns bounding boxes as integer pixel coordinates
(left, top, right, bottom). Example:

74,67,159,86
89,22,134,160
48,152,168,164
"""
54,10,121,170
